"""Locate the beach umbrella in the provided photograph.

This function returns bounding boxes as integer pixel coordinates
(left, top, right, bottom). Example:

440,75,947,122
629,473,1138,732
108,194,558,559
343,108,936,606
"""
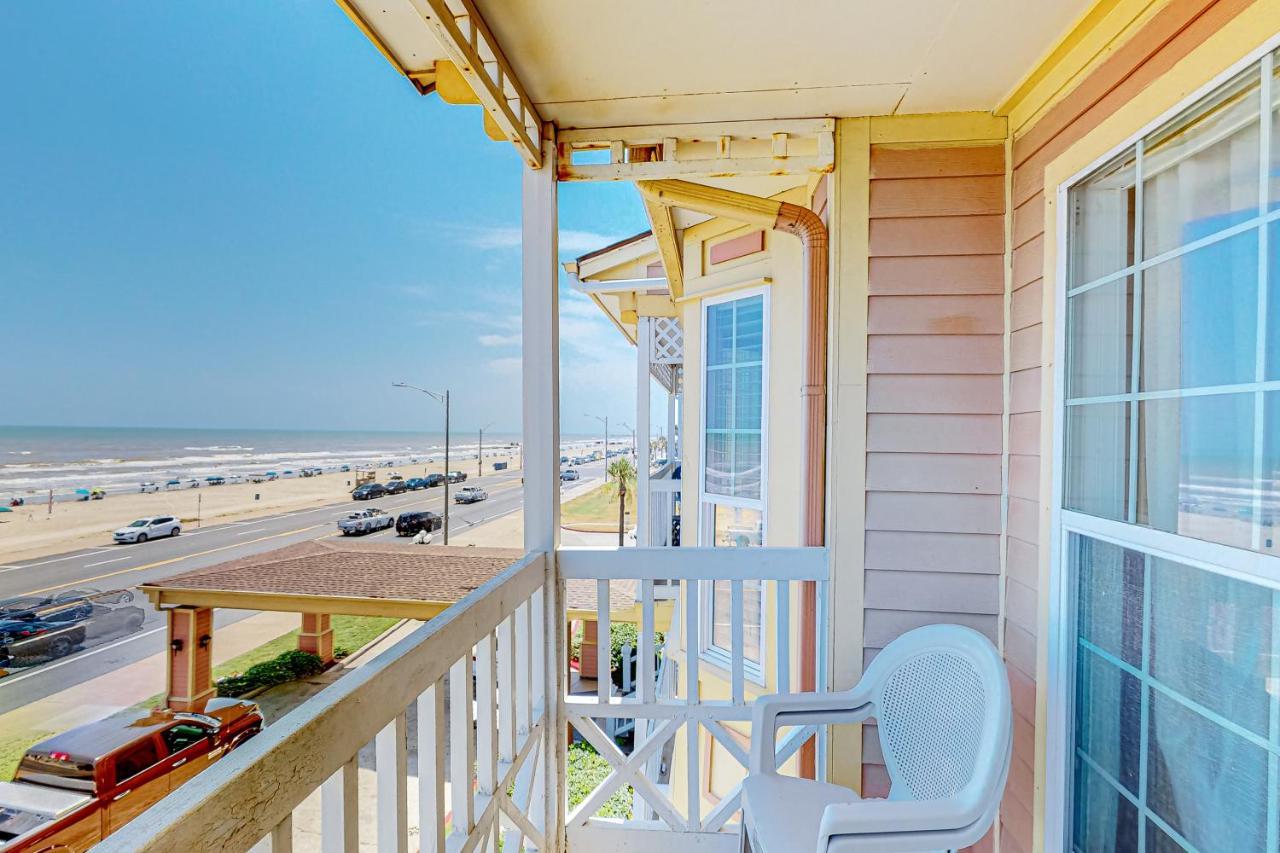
0,506,12,513
74,488,90,495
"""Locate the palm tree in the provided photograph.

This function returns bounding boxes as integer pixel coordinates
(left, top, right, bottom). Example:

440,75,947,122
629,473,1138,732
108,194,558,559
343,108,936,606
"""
605,456,637,546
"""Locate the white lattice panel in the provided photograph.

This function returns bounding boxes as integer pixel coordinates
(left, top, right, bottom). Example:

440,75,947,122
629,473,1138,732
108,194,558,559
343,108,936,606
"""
651,317,683,365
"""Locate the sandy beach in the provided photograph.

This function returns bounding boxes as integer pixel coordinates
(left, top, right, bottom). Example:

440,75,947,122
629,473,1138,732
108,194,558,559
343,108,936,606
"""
0,450,521,564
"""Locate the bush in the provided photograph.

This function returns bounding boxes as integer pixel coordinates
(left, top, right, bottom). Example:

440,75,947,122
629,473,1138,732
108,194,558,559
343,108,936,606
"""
609,623,664,687
216,649,325,697
566,742,632,819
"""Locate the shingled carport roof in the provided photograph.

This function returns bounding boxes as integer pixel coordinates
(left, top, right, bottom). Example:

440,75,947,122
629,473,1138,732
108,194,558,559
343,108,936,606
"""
140,539,641,620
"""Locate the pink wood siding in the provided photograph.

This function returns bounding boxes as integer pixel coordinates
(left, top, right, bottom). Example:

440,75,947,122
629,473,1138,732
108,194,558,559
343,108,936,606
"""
862,144,1006,804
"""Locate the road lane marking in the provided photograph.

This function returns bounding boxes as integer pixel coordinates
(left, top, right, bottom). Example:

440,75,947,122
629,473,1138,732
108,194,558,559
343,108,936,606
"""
0,625,168,687
5,549,115,570
235,527,269,536
84,556,130,567
16,524,326,597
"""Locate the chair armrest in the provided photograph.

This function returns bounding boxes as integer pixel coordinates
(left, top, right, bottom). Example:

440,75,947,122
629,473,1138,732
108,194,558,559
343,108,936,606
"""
818,792,986,842
749,690,871,774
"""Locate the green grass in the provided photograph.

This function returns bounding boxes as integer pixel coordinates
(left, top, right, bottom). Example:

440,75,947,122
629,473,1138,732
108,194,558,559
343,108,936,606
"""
0,729,52,781
561,483,635,529
132,615,400,711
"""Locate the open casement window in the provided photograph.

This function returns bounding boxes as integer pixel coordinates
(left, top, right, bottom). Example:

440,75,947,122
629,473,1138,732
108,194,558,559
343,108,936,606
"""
1057,48,1280,853
699,289,767,678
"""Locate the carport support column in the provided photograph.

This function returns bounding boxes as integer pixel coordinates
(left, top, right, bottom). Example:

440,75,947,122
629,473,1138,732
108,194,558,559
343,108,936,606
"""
523,127,564,850
166,606,214,711
299,612,335,664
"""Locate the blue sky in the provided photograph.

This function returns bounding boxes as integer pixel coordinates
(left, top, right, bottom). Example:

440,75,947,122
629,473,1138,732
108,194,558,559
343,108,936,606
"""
0,1,650,436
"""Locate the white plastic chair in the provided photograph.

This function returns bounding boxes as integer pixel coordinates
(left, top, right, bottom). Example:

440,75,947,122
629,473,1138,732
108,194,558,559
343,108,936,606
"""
740,624,1012,853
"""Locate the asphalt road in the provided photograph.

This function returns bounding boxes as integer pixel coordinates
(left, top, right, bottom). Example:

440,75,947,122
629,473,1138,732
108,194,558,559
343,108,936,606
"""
0,460,605,714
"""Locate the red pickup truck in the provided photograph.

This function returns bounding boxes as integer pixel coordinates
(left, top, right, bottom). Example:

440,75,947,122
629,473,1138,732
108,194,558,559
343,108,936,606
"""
0,698,262,852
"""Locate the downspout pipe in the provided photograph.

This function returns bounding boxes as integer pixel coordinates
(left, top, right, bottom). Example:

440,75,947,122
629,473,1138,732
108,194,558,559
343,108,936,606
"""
636,179,828,779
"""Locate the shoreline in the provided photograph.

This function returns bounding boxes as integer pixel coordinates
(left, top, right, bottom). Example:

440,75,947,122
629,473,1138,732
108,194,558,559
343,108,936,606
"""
0,452,523,565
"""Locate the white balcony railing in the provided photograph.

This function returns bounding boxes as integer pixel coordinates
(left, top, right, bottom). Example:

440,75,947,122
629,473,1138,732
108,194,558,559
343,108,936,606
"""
95,545,829,853
97,550,557,853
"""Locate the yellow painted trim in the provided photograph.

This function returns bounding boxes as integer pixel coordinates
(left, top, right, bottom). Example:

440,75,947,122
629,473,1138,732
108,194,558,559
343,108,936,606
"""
636,294,678,317
1034,9,1280,851
868,112,1008,145
332,0,428,93
588,292,638,346
997,0,1171,135
435,60,479,105
146,586,456,620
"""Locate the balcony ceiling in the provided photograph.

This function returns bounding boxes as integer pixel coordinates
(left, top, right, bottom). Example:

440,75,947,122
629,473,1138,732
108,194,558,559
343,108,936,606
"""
347,0,1092,128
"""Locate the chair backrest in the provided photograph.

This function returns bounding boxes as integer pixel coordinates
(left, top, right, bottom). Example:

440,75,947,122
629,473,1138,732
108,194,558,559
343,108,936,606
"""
862,625,1011,805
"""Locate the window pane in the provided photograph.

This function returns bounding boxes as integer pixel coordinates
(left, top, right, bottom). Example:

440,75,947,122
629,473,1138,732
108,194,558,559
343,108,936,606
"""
705,432,732,496
1065,402,1130,520
733,433,762,500
1067,276,1133,398
1271,50,1280,208
708,504,763,548
706,368,732,430
1136,393,1254,550
733,365,762,429
1140,229,1258,392
1072,755,1138,853
1268,221,1280,381
1264,392,1279,556
734,296,764,363
1075,649,1142,795
1148,556,1273,738
707,303,734,367
1142,68,1260,260
1069,150,1137,289
1076,536,1144,667
1146,690,1269,852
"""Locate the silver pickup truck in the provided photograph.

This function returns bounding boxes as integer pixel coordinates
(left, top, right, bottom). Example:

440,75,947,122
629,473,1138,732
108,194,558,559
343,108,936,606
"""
338,508,394,535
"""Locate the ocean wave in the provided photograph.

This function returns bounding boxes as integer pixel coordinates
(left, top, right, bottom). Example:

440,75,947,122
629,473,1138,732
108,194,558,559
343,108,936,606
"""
184,445,254,451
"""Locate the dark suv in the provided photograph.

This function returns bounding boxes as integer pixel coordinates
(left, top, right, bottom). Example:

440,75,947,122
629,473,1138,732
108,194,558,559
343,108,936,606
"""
422,474,446,488
446,471,467,484
384,479,409,495
352,483,387,500
396,511,443,536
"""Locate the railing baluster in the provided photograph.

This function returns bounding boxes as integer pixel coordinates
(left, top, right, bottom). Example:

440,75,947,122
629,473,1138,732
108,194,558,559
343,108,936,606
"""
731,579,745,704
450,654,475,836
685,579,701,830
375,712,408,853
640,578,655,704
271,814,293,853
532,586,546,714
515,599,531,736
776,579,791,694
320,756,359,853
597,578,611,702
417,679,446,853
497,614,516,762
476,633,498,797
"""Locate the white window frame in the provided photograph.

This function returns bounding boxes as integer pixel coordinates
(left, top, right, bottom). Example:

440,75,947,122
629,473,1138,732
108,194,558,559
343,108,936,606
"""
698,285,770,682
1046,37,1280,851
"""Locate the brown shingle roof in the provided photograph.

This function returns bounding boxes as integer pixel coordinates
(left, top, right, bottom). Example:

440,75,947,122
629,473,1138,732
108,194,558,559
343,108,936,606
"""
144,540,523,604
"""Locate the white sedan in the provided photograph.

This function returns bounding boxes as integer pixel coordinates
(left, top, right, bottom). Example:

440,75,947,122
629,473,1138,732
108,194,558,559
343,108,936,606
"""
113,516,181,543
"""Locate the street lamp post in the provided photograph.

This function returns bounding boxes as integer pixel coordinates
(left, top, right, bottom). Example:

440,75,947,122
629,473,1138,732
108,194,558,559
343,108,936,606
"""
477,422,494,478
620,421,637,461
586,413,608,480
393,382,451,544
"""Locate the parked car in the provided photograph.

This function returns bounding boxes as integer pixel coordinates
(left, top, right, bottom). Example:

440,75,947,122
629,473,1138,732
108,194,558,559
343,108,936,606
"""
405,478,427,491
0,700,262,852
182,479,200,489
204,476,225,486
338,508,394,535
112,516,180,544
0,618,86,665
395,511,442,536
446,471,467,484
422,473,445,488
226,474,245,484
560,456,569,463
138,482,159,494
454,487,487,504
164,479,182,490
560,469,580,481
351,483,387,501
383,479,408,495
339,464,351,472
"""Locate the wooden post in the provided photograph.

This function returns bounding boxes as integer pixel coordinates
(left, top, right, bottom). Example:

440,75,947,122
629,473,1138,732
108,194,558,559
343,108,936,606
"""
636,316,652,547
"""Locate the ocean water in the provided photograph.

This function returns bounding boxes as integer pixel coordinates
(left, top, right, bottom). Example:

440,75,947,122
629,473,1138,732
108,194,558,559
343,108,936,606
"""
0,425,527,498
